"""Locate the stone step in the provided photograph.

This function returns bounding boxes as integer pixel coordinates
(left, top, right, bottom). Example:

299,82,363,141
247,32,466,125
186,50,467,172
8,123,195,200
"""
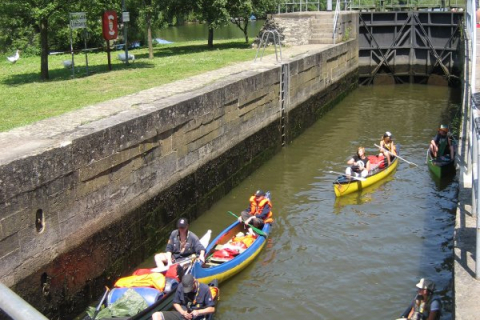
309,38,334,44
311,26,334,33
310,30,333,38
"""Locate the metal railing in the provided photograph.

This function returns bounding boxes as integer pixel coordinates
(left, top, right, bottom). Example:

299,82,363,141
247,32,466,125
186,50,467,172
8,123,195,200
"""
254,30,283,62
333,0,342,43
0,283,48,320
348,0,466,10
277,0,322,13
463,0,479,279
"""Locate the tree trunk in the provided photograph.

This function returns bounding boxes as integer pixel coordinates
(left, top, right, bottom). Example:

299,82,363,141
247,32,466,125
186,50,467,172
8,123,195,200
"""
208,27,214,47
40,18,49,80
243,19,249,43
147,13,153,59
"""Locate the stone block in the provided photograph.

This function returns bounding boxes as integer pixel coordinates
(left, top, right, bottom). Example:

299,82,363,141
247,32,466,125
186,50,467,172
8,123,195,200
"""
0,249,20,279
1,209,31,239
76,173,110,198
0,145,74,202
0,232,19,257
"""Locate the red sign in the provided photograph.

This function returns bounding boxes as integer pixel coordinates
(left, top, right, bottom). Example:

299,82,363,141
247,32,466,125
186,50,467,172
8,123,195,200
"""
102,11,118,40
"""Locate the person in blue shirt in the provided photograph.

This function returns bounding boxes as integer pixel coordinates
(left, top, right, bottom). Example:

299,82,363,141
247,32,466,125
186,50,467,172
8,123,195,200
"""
401,278,441,320
154,218,205,268
152,274,215,320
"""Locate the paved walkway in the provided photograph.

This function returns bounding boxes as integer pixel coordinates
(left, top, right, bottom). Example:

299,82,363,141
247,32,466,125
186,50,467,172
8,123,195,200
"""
452,26,480,320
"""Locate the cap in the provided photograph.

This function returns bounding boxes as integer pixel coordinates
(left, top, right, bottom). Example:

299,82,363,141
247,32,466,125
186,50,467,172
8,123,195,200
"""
416,278,435,291
383,131,392,138
182,274,195,293
255,190,266,197
177,218,188,228
439,124,449,132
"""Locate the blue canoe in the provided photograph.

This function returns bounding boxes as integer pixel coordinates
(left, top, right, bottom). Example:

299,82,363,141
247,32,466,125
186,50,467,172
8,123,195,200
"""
191,220,272,285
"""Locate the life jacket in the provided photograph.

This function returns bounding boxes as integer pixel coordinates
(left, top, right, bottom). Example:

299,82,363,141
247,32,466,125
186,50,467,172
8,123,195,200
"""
231,235,256,248
411,297,440,320
248,196,274,223
382,141,395,153
114,273,166,291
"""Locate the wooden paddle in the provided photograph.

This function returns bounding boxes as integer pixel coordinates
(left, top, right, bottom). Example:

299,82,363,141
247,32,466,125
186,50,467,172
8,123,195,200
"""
227,211,267,237
375,143,418,167
91,286,110,320
328,170,366,181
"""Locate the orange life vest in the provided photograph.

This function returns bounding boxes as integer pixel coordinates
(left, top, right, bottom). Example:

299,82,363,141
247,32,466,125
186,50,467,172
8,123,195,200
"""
248,196,274,224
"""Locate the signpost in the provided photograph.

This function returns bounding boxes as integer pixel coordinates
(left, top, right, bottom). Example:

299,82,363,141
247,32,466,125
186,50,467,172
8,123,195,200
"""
69,12,87,78
102,11,118,70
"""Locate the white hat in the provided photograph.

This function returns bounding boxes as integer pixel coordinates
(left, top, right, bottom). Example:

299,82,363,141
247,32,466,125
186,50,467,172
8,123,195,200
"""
416,278,435,291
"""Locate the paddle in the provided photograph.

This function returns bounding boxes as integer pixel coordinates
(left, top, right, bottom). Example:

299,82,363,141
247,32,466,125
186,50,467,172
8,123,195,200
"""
91,286,110,320
227,211,267,237
375,143,418,167
328,170,366,181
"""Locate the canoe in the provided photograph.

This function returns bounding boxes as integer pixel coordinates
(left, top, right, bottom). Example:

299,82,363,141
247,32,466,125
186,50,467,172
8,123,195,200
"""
125,279,219,320
333,156,398,197
82,231,212,320
426,150,455,178
191,221,272,285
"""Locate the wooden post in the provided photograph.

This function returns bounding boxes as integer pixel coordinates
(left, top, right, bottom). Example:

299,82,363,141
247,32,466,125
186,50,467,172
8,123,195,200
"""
107,40,112,70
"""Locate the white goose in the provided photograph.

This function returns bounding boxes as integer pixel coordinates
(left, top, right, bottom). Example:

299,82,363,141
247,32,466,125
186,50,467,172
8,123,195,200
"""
117,52,135,63
7,50,20,63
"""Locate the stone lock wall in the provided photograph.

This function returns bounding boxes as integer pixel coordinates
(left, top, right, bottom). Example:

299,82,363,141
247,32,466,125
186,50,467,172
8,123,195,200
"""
0,37,358,318
273,12,358,46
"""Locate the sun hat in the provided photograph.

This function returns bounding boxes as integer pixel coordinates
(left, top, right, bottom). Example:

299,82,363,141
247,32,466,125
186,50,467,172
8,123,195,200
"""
177,218,188,228
439,124,449,132
182,274,195,293
416,278,435,291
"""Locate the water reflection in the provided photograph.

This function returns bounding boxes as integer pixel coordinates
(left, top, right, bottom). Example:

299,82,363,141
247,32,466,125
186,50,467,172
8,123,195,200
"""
155,21,264,42
333,174,397,213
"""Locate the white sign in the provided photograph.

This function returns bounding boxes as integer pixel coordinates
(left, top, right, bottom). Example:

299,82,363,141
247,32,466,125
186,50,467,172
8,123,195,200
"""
122,12,130,22
70,12,87,29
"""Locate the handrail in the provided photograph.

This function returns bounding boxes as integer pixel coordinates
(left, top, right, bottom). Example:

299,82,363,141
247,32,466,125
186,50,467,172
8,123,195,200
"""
0,283,49,320
333,0,341,44
464,0,479,278
254,30,282,63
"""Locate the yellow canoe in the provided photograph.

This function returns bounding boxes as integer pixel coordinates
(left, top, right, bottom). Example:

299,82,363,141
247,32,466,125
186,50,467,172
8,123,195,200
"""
333,157,398,197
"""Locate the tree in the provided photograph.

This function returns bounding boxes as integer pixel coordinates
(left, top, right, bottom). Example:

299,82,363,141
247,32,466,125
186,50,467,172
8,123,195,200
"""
0,1,78,80
195,0,230,47
228,0,278,43
163,0,229,47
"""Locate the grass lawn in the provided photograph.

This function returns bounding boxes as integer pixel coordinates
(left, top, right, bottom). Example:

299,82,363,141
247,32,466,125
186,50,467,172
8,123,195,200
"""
0,39,267,132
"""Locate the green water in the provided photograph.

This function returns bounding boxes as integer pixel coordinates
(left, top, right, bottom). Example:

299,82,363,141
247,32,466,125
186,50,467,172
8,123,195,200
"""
155,21,265,42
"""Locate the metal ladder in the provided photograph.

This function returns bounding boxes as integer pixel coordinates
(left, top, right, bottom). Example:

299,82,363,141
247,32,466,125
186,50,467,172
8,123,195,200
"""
279,63,290,146
254,30,282,63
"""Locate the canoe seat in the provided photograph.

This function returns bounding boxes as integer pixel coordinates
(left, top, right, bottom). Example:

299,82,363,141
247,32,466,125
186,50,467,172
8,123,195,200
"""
205,261,222,267
209,256,233,264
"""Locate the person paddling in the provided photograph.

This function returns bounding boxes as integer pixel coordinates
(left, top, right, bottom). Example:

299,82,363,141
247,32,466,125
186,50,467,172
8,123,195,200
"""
378,131,397,166
237,190,273,232
345,146,371,178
